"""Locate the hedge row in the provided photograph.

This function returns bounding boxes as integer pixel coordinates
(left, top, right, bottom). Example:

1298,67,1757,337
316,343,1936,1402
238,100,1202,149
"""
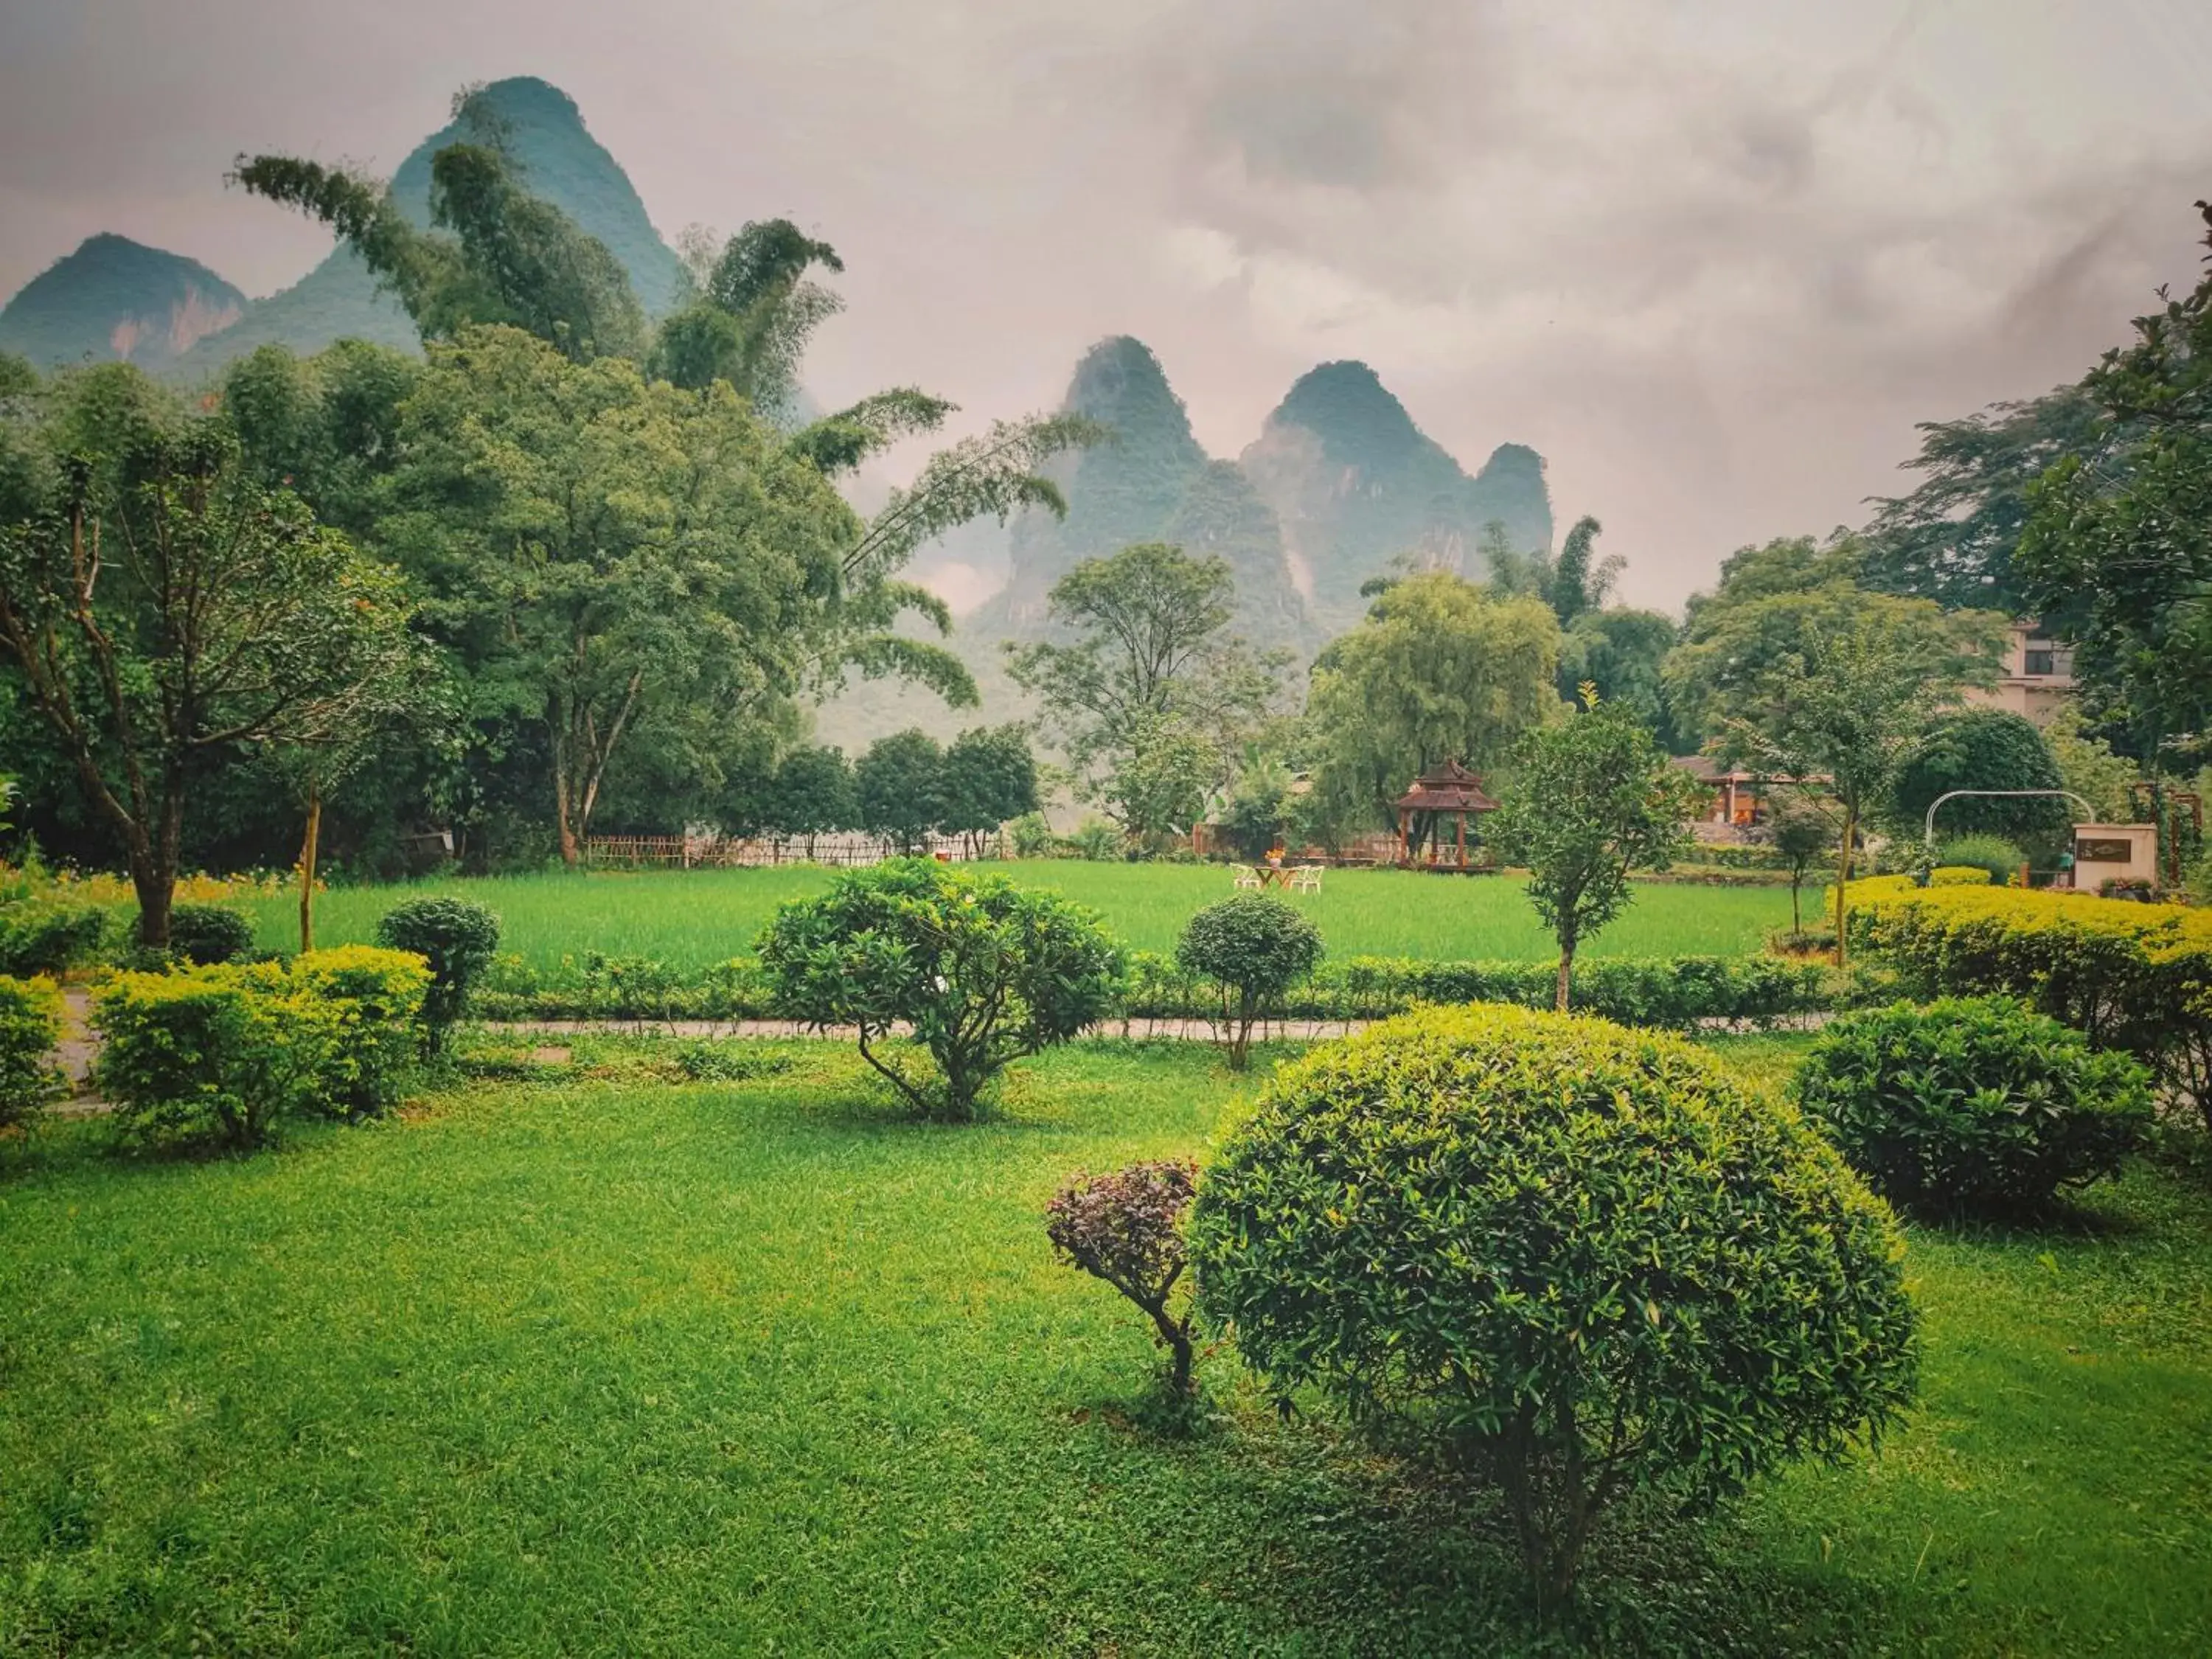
96,945,431,1152
477,949,1840,1031
1848,884,2212,1130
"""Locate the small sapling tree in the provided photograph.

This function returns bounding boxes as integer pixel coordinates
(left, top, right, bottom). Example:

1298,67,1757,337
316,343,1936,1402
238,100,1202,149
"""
1046,1160,1199,1394
759,859,1122,1120
1766,793,1837,938
1489,691,1701,1010
1176,894,1324,1068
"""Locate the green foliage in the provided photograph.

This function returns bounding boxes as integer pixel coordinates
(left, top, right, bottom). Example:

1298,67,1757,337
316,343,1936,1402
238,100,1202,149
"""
375,896,501,1053
757,859,1122,1120
1008,812,1057,860
653,220,843,416
167,905,254,966
1190,1004,1919,1604
939,726,1039,851
1216,762,1292,861
0,386,422,943
2020,199,2212,761
1175,894,1324,1066
1765,793,1837,934
0,900,111,976
288,945,434,1116
1937,834,2028,886
1489,697,1701,1009
759,745,856,849
1793,997,2152,1217
1067,818,1125,863
0,973,66,1131
1045,1160,1199,1394
1861,384,2104,613
1891,709,2070,852
2042,702,2139,823
855,729,945,853
1306,571,1562,838
1102,715,1217,846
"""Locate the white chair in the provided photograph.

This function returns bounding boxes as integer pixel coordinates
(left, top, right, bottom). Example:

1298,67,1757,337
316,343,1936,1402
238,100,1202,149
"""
1231,864,1261,890
1291,865,1323,893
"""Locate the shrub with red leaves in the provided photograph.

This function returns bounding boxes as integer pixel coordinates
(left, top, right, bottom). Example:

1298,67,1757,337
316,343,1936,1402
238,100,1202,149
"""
1046,1160,1199,1393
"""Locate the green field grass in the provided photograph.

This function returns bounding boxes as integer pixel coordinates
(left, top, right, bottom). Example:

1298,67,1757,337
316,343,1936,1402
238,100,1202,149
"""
252,863,1799,971
2,1036,2208,1654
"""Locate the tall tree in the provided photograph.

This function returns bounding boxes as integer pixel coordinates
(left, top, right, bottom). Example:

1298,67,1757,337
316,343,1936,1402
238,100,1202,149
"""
1862,383,2103,613
1714,610,1969,967
0,377,421,944
761,745,856,859
1304,571,1562,839
939,726,1040,857
1489,692,1702,1010
857,729,946,854
2020,198,2212,768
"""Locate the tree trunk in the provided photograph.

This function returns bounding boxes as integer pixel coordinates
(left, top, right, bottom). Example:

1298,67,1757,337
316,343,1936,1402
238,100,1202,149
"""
1554,939,1575,1013
1790,874,1803,935
1832,804,1857,970
130,853,174,950
298,784,323,953
554,761,581,867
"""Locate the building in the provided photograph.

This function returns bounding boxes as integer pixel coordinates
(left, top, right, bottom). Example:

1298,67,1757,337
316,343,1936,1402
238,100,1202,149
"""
1670,757,1829,838
1963,620,2074,726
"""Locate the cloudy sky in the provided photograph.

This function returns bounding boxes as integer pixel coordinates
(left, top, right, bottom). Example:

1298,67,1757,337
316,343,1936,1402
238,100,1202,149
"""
3,0,2209,611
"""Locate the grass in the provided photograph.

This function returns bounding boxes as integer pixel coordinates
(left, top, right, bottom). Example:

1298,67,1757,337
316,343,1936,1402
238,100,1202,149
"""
2,1033,2209,1654
251,863,1798,971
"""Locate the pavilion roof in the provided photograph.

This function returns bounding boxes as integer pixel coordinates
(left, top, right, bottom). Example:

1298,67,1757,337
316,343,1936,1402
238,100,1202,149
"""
1394,759,1498,815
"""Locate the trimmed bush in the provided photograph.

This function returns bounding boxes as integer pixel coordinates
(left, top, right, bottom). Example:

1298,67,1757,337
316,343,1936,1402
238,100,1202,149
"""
0,974,66,1132
1175,894,1324,1067
1791,997,2154,1216
1190,1004,1917,1605
1849,883,2212,1130
1046,1161,1199,1394
375,897,501,1054
95,967,325,1152
0,901,111,976
291,945,432,1116
167,904,255,966
1938,834,2028,886
759,858,1122,1121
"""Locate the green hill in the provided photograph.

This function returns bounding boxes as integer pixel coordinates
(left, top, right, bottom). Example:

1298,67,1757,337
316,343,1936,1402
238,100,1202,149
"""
1240,361,1554,636
173,77,684,378
0,234,246,372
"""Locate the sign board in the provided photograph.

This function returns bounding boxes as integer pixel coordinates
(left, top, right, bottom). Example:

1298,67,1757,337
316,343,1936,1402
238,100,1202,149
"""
2076,838,2134,863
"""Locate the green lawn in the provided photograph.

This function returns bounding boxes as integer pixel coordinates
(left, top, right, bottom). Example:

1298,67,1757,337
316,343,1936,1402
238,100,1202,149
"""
2,1036,2208,1655
253,863,1798,970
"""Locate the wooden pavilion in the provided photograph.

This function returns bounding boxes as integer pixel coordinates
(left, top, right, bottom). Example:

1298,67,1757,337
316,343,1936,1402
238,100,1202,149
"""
1395,759,1499,869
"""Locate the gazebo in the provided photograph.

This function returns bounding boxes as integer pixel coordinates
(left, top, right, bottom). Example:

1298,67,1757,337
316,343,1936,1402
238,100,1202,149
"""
1394,759,1499,869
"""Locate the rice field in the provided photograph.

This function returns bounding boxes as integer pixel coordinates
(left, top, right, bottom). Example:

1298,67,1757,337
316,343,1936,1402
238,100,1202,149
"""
250,863,1798,971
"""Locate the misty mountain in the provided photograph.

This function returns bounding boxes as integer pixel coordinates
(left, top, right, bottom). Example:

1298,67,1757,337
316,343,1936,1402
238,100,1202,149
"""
170,76,684,378
0,234,246,373
1242,361,1554,636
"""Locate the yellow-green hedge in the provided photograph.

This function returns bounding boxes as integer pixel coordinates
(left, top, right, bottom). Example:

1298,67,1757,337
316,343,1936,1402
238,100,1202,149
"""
0,973,66,1130
1847,883,2212,1129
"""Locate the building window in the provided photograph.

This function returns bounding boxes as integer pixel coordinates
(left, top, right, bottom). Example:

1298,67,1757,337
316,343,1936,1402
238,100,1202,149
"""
2025,647,2055,676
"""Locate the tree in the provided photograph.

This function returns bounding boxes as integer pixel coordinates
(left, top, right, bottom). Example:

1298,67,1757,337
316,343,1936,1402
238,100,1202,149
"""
1765,793,1837,936
0,382,421,945
1006,542,1281,790
2020,198,2212,768
1545,514,1620,626
1559,606,1680,740
653,219,845,419
761,745,855,858
1305,572,1561,838
1890,708,2071,856
758,859,1122,1120
1663,547,2001,748
1101,715,1217,848
1176,894,1324,1068
939,726,1039,857
1717,610,1967,967
378,327,941,864
856,729,946,854
1862,384,2104,613
1489,694,1702,1009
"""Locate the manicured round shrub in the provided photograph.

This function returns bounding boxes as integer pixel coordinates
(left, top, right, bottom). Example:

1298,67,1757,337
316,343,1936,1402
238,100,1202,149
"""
1190,1004,1917,1604
1790,995,2153,1216
1938,834,2028,887
167,903,254,965
0,973,66,1132
374,897,501,1054
1046,1160,1198,1394
1175,894,1324,1068
758,858,1122,1121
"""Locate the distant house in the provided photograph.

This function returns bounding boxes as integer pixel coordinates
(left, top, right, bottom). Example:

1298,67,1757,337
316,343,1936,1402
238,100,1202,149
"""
1962,620,2074,726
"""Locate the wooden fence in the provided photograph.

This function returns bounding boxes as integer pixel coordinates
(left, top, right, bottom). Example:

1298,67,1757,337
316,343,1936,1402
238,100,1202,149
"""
582,832,1006,870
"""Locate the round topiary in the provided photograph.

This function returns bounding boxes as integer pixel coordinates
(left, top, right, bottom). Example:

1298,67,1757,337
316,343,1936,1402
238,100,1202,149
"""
166,904,254,966
1175,894,1324,1068
1790,995,2153,1217
1189,1004,1917,1604
373,897,501,1054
